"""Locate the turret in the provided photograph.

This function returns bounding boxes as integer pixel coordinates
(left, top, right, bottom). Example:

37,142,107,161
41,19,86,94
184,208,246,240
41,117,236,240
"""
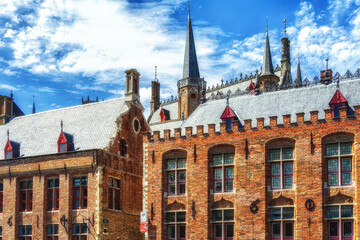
280,19,292,89
125,69,140,101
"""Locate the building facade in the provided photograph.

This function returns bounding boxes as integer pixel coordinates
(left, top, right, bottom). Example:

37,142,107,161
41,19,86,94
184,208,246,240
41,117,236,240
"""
0,69,148,240
144,10,360,240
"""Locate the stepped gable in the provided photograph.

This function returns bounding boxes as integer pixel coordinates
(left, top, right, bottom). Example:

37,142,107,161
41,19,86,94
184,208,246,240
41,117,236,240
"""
0,98,128,159
150,77,360,137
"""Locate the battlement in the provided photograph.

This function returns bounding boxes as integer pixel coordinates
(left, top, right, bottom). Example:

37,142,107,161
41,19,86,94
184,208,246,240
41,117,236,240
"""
146,105,360,141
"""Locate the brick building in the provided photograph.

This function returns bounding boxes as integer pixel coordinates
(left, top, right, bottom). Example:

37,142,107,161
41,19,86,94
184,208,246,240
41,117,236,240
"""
0,69,148,240
144,11,360,240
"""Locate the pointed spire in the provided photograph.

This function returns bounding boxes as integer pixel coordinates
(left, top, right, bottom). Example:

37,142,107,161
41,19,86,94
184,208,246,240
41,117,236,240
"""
182,7,200,79
260,20,275,77
60,120,63,132
32,94,36,114
7,129,9,140
295,57,302,87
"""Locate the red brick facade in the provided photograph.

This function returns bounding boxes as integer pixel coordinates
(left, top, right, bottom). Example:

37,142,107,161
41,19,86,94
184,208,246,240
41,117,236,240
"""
144,106,360,240
0,104,147,240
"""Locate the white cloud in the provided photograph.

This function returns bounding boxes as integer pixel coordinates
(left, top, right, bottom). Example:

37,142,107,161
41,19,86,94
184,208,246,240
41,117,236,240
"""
0,84,18,91
38,87,56,93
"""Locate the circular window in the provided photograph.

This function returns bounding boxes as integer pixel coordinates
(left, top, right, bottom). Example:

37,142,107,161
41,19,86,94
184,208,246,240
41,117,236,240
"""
133,118,141,134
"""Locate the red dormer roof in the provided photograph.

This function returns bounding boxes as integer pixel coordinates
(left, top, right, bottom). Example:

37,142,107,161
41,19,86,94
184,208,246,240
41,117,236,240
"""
220,106,236,120
329,90,348,105
249,81,255,91
57,131,67,144
160,108,166,122
4,139,12,152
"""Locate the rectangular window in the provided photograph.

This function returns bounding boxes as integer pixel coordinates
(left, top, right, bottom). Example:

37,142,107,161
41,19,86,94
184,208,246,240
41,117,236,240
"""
72,223,87,240
48,178,59,211
5,151,12,159
269,148,294,190
327,205,353,240
19,179,33,212
212,153,234,193
165,211,186,240
47,224,59,240
108,177,121,210
73,176,88,209
19,225,32,240
270,207,294,240
212,209,234,240
166,158,186,196
326,142,352,187
59,143,66,153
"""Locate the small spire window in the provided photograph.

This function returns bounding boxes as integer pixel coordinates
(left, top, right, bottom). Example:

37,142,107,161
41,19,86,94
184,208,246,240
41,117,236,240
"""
4,130,20,159
329,90,348,118
220,98,240,131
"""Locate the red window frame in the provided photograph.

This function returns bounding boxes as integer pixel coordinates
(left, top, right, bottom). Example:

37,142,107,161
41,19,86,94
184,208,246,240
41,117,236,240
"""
214,167,223,193
212,153,234,193
341,158,352,185
224,167,233,192
19,225,32,240
48,178,60,211
329,220,353,240
283,162,293,189
328,158,339,186
166,158,186,196
47,224,59,240
72,177,88,209
19,180,33,212
271,163,281,190
269,148,294,190
72,223,87,240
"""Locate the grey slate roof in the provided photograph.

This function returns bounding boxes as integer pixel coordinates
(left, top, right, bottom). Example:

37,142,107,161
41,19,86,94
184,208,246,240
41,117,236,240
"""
150,78,360,135
0,98,128,160
182,15,200,79
260,33,275,77
149,102,178,124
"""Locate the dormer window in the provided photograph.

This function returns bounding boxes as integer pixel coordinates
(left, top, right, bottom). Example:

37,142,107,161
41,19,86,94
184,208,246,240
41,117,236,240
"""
220,105,239,131
4,131,20,159
160,108,170,122
329,90,348,118
57,121,74,153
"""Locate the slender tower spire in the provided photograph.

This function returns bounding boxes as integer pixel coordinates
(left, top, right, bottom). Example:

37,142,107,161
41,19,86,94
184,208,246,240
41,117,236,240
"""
182,1,200,79
260,18,275,77
280,18,292,89
32,94,36,114
295,57,302,87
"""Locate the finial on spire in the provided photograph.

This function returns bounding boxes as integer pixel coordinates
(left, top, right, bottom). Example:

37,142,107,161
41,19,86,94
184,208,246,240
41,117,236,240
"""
266,17,269,35
10,91,13,99
188,0,190,16
226,94,230,106
60,120,63,132
325,58,329,70
7,129,9,140
155,66,158,82
284,18,287,36
336,78,340,89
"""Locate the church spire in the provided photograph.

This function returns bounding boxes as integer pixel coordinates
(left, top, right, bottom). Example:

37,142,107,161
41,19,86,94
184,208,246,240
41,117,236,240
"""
260,22,275,77
182,6,200,79
295,57,303,87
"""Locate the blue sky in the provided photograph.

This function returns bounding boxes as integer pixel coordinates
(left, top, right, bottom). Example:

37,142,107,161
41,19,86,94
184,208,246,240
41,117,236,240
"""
0,0,360,117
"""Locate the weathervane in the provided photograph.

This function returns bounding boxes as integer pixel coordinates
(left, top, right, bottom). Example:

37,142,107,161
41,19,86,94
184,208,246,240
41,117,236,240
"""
284,19,287,36
188,0,190,15
266,17,269,34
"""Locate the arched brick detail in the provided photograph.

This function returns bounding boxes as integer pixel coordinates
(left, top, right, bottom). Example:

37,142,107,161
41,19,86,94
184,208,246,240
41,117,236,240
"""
212,198,234,209
167,200,186,211
269,195,294,206
327,191,353,204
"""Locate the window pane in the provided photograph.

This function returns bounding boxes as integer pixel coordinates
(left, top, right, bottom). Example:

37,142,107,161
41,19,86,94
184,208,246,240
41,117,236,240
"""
73,178,81,187
272,163,280,175
47,225,52,235
179,184,186,194
213,154,222,166
55,178,59,187
168,172,175,183
168,225,175,239
226,224,234,237
282,148,293,159
284,162,293,174
169,185,175,195
6,151,11,159
342,173,351,185
48,179,54,188
224,210,234,221
59,144,66,153
340,143,352,155
225,180,233,192
213,210,222,222
177,158,186,169
270,208,281,220
19,226,26,236
215,182,222,192
328,159,338,172
329,222,338,237
272,222,280,237
81,177,87,186
327,143,338,156
73,224,80,234
342,158,351,171
214,169,222,179
329,173,338,185
177,212,186,222
284,222,293,237
179,225,186,238
80,224,87,234
167,159,176,170
215,224,222,238
166,212,175,223
27,225,32,235
283,207,294,219
284,176,293,188
226,168,233,179
54,224,58,234
224,153,234,165
178,171,186,182
272,177,280,189
327,206,339,219
341,205,353,218
270,149,280,161
343,221,353,237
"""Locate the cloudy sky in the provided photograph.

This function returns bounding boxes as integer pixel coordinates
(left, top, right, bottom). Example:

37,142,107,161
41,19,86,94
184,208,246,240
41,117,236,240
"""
0,0,359,117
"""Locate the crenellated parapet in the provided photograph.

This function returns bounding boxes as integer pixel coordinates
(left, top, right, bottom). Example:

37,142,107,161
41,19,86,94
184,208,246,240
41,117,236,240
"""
146,105,360,141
